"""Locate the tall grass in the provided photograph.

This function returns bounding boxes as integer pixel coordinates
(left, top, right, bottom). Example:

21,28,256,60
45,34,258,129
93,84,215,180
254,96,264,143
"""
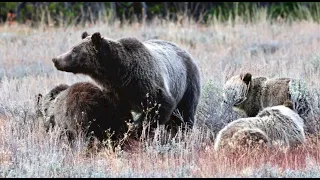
0,14,320,177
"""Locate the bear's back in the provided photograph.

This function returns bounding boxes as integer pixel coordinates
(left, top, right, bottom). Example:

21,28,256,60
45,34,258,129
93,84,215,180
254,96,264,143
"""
216,105,305,150
143,39,198,99
65,82,110,113
144,39,193,64
260,77,291,108
256,105,305,145
47,82,130,141
58,82,118,126
258,105,304,131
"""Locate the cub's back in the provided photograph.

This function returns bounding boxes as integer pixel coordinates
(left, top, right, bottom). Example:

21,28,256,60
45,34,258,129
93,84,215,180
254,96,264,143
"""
260,78,291,108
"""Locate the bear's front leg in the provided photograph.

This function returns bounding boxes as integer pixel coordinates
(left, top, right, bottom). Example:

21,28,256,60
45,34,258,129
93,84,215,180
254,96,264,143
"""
156,89,176,126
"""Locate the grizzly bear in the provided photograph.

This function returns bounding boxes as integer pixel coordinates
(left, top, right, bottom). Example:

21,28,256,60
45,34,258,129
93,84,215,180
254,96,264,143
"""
222,72,315,135
51,32,201,131
36,82,133,145
214,101,306,151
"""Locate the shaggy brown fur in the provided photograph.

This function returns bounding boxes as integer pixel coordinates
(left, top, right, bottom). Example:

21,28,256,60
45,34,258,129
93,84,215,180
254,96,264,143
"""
214,102,306,151
36,82,133,146
222,72,314,134
52,31,201,133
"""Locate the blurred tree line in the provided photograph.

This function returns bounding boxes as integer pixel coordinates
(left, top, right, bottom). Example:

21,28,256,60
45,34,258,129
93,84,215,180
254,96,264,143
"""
0,2,319,26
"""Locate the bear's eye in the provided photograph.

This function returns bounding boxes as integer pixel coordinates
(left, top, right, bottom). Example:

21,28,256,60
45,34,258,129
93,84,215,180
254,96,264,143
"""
72,46,81,53
234,99,243,106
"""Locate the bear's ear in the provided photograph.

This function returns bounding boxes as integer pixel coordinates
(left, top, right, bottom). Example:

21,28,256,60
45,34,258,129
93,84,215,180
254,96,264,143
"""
283,100,294,110
241,73,252,85
91,32,102,47
81,31,89,39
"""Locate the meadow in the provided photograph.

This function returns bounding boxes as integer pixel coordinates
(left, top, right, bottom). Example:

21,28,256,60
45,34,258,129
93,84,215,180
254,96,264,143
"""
0,15,320,177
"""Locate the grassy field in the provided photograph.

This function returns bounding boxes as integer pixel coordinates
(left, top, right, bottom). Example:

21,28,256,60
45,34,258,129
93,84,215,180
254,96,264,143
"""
0,16,320,177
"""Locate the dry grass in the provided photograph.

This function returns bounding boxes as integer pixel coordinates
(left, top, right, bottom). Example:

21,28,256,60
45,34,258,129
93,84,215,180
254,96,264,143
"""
0,17,320,177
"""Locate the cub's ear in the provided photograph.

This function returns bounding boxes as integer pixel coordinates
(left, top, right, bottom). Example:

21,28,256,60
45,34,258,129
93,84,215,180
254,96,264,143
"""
283,100,294,110
91,32,102,47
241,73,252,85
81,31,89,39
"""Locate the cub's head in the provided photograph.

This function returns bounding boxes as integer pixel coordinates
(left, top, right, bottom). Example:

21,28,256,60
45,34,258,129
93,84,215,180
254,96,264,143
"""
39,84,69,117
222,73,252,108
52,31,104,75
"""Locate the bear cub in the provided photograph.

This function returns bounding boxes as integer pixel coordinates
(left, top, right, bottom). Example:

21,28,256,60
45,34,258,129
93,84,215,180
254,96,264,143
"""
36,82,133,146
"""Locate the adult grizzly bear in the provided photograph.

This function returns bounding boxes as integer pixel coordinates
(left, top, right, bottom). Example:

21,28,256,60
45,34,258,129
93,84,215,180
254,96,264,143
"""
222,72,314,135
52,32,201,131
36,82,133,145
214,101,306,151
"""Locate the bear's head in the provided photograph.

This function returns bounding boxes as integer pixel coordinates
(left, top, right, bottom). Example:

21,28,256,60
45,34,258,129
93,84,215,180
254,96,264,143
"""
52,31,104,75
222,73,252,108
39,84,69,117
35,84,69,131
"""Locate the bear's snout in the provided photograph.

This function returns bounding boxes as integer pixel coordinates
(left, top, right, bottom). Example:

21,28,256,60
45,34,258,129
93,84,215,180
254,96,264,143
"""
52,57,63,70
52,57,58,63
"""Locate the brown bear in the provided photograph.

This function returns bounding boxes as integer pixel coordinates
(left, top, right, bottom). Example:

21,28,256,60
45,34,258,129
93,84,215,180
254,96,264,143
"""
214,101,306,151
222,72,314,135
36,82,133,146
51,32,201,132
